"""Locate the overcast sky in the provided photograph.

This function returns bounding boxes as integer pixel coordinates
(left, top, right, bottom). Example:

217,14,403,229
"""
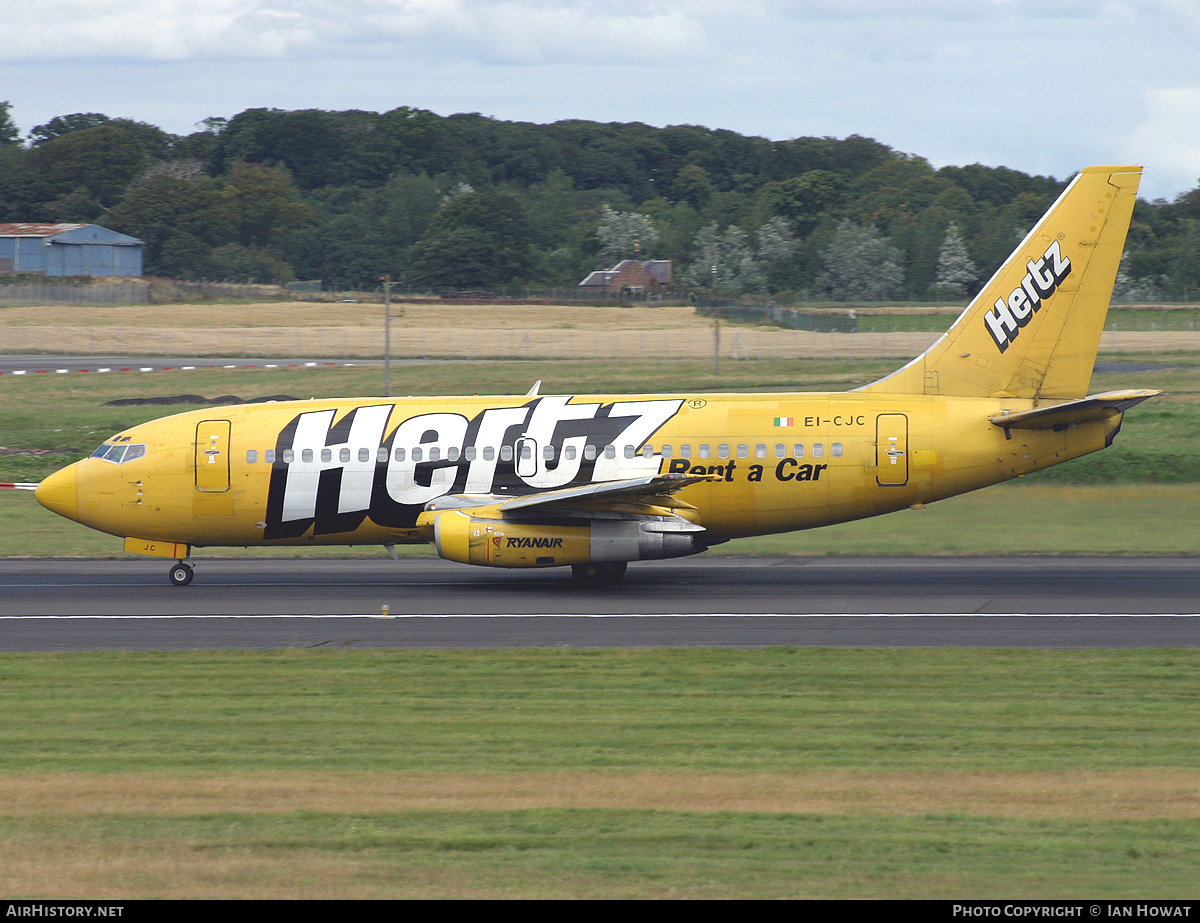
2,0,1198,201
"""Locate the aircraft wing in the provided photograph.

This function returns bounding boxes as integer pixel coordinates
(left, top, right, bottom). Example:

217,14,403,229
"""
426,472,711,517
497,472,708,514
989,389,1160,431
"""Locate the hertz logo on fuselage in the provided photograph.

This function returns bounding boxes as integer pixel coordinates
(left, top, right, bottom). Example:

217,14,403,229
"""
983,240,1072,353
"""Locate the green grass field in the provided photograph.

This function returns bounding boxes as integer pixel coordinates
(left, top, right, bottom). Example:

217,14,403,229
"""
0,648,1196,898
3,353,1199,898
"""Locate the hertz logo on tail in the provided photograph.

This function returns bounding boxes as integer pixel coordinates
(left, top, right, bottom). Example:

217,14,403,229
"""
983,240,1072,353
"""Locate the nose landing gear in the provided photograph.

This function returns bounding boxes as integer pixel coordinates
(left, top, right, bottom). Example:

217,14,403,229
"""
169,560,194,586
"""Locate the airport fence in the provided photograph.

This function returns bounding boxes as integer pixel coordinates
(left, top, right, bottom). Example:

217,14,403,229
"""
0,282,151,307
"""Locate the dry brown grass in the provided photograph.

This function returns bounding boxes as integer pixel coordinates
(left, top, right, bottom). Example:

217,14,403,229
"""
1,300,1194,360
0,301,712,331
3,770,1198,820
4,771,1198,899
0,845,523,900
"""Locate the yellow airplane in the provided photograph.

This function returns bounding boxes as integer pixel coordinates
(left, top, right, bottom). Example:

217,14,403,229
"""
36,165,1155,586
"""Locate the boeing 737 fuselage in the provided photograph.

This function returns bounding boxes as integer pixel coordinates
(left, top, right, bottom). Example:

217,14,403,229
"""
35,166,1155,585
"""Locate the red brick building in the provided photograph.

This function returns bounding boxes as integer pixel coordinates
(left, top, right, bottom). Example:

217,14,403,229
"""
578,259,672,294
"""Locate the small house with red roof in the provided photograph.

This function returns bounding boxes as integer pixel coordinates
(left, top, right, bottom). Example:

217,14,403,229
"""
579,259,672,294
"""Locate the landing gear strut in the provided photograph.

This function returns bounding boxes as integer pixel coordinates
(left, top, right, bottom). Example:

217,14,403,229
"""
169,560,194,586
571,561,627,586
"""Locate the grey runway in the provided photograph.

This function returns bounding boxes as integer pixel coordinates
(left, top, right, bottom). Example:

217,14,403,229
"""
1,556,1197,650
0,354,370,375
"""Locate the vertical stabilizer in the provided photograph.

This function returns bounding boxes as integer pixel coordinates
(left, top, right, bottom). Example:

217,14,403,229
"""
860,165,1142,400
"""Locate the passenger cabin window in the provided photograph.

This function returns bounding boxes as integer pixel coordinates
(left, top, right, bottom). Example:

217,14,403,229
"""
756,444,767,459
813,443,824,458
584,444,597,461
718,444,730,459
322,448,333,463
699,444,711,459
680,444,692,459
246,450,258,464
604,445,616,460
394,447,406,462
265,449,276,464
775,444,786,458
794,444,805,458
500,445,513,462
359,447,372,462
623,445,635,459
832,443,843,457
301,449,313,463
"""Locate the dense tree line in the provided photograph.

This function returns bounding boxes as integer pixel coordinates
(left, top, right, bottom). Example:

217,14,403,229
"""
1,101,1197,300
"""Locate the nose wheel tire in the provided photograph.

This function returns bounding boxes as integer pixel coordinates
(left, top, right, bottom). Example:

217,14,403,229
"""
169,562,194,586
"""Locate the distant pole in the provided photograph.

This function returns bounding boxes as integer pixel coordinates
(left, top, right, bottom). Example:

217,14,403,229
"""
382,275,392,397
711,263,720,376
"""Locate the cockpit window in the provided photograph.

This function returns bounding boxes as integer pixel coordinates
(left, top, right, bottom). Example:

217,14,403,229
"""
91,443,146,464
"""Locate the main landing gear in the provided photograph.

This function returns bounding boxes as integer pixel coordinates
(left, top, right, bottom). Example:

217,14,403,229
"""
169,560,195,586
571,561,627,587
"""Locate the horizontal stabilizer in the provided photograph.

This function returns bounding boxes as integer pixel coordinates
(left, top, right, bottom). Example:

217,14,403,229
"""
989,389,1159,431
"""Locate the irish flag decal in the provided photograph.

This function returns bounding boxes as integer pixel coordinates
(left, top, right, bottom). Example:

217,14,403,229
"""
773,416,793,427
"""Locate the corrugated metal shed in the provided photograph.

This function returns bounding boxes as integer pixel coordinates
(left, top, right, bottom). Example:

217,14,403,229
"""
0,223,143,277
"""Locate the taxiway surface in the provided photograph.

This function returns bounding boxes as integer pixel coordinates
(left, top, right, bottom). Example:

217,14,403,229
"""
1,556,1197,650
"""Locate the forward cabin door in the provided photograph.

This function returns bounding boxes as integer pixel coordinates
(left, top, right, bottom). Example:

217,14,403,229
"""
195,420,231,492
875,413,909,486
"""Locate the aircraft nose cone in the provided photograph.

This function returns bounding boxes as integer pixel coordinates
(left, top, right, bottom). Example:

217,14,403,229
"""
36,464,78,522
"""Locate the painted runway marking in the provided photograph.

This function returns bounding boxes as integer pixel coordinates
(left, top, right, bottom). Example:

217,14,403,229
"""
1,613,1198,620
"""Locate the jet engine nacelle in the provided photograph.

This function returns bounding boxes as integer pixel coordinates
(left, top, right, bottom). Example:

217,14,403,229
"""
427,509,706,568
